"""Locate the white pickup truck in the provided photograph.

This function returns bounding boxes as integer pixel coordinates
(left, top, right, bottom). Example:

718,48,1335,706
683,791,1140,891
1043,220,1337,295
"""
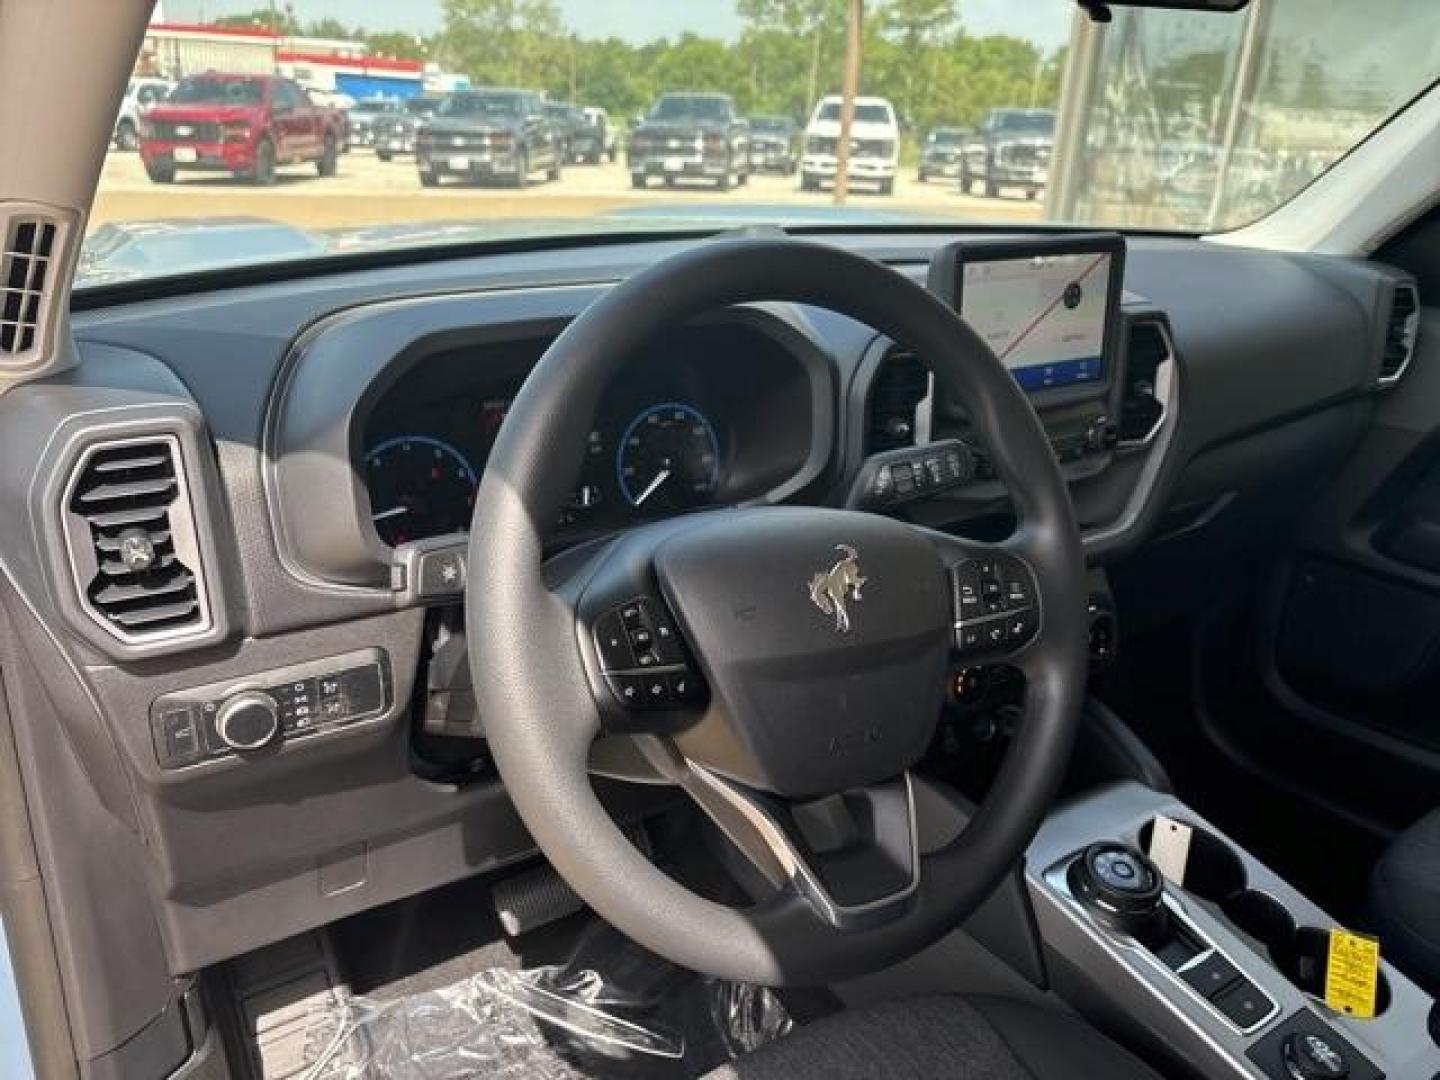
800,95,900,195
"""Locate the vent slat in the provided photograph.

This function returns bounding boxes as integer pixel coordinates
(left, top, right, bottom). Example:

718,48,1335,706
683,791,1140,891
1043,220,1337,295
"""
107,600,202,630
89,452,171,474
74,477,178,505
92,571,196,606
1379,284,1419,383
83,505,170,529
67,437,206,642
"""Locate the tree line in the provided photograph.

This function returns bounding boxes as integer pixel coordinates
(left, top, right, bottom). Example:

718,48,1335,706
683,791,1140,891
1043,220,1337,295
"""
215,0,1064,136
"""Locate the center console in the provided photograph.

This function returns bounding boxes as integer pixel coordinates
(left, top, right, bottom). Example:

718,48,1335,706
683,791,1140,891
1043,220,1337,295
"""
1027,783,1440,1079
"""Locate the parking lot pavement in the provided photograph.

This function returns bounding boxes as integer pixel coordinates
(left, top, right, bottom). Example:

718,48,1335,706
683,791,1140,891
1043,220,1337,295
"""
91,149,1045,232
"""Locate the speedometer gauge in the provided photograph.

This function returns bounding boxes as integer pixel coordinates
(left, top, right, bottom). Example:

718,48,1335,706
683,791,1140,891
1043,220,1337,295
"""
616,402,721,512
365,435,477,546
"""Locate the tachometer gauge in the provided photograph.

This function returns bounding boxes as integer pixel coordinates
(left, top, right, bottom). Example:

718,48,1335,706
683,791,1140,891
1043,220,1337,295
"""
616,403,721,512
364,435,477,546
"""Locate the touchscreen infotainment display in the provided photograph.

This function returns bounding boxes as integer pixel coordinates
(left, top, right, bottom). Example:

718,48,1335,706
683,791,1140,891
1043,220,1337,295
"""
960,252,1111,391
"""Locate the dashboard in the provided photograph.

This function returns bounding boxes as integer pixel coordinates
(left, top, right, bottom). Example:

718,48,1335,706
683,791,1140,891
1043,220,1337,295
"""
0,225,1412,1001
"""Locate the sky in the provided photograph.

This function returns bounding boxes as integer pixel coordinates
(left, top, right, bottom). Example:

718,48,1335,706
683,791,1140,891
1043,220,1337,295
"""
158,0,1074,52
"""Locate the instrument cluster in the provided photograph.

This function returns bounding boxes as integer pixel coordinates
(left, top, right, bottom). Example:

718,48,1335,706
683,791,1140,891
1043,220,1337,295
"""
360,321,817,547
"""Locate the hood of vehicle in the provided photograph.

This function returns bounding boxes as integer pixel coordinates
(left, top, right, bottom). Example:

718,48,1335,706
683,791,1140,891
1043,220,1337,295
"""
145,103,261,125
991,133,1053,147
806,119,896,141
424,118,523,136
75,208,953,289
635,119,728,139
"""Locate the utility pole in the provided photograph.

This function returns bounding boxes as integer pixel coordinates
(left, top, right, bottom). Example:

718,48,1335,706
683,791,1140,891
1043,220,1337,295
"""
833,0,863,206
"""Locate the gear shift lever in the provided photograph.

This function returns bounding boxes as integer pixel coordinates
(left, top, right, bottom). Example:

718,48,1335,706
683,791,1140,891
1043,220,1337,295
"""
1068,841,1170,946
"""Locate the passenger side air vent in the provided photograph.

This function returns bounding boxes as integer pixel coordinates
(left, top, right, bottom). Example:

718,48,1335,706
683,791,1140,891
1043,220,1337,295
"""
1378,282,1419,386
64,437,211,643
866,349,930,453
1118,319,1173,446
0,215,54,356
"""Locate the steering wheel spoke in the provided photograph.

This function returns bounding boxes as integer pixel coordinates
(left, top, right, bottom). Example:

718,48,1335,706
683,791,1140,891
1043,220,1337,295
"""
680,762,921,931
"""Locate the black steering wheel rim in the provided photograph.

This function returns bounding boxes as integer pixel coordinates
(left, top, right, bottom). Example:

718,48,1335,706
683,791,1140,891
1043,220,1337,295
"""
466,238,1088,985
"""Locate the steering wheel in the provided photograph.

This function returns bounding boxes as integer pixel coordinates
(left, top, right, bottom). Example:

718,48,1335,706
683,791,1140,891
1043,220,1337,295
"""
466,239,1088,986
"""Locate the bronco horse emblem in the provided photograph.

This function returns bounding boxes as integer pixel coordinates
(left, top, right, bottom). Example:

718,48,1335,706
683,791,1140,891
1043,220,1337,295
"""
808,544,867,634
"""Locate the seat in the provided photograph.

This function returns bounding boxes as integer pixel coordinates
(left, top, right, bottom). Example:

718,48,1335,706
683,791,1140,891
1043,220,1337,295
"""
705,994,1164,1079
1367,807,1440,995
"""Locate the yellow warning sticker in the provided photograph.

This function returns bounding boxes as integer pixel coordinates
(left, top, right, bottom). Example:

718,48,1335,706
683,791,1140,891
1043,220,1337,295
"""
1325,928,1380,1019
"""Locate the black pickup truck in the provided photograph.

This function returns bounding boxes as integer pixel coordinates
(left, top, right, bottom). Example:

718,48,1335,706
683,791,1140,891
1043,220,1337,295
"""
960,108,1055,199
628,92,749,191
416,88,562,188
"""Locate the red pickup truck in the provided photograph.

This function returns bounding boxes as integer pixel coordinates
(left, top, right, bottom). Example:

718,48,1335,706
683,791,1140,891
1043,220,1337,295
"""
139,74,345,185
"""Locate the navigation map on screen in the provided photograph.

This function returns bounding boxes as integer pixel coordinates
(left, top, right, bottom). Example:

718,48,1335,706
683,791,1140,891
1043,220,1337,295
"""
961,252,1111,391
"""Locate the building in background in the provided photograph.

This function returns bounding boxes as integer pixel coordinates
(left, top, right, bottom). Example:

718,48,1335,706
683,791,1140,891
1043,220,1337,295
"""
136,23,425,100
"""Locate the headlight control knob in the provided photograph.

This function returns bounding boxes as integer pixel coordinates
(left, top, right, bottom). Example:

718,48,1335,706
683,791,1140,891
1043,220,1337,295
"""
215,691,280,752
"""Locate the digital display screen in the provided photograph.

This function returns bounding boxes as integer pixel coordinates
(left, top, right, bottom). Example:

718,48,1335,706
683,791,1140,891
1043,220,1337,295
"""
960,252,1112,391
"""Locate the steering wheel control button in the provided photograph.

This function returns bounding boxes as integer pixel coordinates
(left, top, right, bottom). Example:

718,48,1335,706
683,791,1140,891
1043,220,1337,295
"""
607,675,645,708
951,555,1039,657
594,612,635,670
215,691,280,752
1282,1033,1350,1080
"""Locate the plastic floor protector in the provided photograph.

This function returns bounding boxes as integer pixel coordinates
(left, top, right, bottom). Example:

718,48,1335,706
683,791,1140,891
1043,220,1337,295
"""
298,964,792,1079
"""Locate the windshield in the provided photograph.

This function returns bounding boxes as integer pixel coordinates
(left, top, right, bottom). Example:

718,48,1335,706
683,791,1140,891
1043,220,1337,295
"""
648,96,731,122
991,112,1054,135
166,77,264,106
815,101,893,124
439,93,524,118
85,0,1440,287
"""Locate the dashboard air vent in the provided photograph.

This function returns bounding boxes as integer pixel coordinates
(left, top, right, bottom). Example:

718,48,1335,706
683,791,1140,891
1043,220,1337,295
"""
1379,283,1419,386
0,215,54,356
866,349,930,453
1118,320,1172,446
65,437,209,642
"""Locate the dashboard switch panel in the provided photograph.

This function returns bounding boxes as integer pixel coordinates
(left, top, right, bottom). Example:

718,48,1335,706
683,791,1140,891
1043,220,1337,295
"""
150,648,391,770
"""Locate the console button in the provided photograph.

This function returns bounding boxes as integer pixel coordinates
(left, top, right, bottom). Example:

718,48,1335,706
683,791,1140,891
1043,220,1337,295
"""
416,547,466,598
336,664,384,717
594,611,634,671
159,708,201,765
1282,1032,1350,1080
1212,978,1273,1029
1180,953,1242,999
215,691,280,751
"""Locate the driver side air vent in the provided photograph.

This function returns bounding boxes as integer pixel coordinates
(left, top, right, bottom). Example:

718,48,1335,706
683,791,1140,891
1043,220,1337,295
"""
0,215,55,356
1118,320,1173,446
64,437,211,643
866,349,930,453
1378,282,1419,386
